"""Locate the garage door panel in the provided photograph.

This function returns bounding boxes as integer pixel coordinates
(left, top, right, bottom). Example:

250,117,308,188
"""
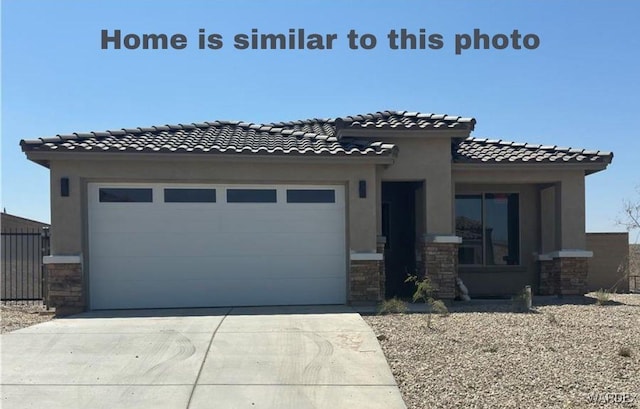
220,231,344,256
92,232,236,258
148,211,224,233
89,183,347,309
92,277,345,309
92,233,344,259
216,210,343,234
93,210,224,234
91,254,345,282
90,209,162,233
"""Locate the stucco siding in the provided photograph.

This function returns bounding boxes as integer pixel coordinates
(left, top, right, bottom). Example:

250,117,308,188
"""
380,138,453,235
586,233,629,292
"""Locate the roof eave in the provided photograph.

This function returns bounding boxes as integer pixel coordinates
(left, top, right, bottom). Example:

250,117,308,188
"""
23,151,51,168
22,150,396,165
452,161,611,174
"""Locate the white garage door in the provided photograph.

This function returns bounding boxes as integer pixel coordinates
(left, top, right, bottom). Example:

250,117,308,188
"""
88,183,346,309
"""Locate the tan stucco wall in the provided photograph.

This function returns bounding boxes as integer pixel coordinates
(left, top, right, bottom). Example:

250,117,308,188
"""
49,158,378,256
556,172,586,249
380,137,453,235
586,233,629,292
539,186,556,253
454,183,540,297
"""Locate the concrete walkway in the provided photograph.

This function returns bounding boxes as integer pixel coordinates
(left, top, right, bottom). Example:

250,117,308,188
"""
1,305,406,409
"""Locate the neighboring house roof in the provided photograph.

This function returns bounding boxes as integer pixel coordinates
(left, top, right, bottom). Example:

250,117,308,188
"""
20,109,612,167
454,137,613,164
1,212,50,231
455,216,483,240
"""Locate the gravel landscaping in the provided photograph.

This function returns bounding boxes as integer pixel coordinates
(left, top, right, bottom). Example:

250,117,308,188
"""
364,293,640,409
1,303,54,333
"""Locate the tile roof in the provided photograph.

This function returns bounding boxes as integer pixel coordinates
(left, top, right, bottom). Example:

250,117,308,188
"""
20,110,612,166
454,137,613,164
20,120,396,157
20,110,473,158
270,110,476,133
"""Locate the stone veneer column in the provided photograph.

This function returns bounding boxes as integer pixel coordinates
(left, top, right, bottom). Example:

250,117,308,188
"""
538,251,592,295
418,235,461,300
43,256,85,316
349,238,386,303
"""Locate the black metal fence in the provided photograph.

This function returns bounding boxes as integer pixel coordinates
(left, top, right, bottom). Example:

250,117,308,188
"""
631,275,639,294
1,227,50,302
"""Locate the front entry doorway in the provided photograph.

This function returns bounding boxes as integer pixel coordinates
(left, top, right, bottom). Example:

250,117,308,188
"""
381,181,423,299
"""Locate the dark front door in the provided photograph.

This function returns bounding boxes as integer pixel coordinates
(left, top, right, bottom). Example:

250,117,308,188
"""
381,182,422,299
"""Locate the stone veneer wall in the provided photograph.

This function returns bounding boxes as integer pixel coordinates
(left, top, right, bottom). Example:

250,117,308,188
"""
539,257,588,296
418,241,458,300
44,263,85,316
349,259,384,303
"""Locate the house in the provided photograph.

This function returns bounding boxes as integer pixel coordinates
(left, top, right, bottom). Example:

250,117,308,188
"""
20,110,613,314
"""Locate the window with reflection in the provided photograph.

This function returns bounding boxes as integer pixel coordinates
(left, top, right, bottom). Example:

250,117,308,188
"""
455,193,519,266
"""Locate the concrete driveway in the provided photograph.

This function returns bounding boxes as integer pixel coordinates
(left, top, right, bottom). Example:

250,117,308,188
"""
1,305,406,409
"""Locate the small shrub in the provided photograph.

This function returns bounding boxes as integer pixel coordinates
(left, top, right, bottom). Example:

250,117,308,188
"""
377,297,408,315
405,274,448,328
618,346,632,358
595,289,612,306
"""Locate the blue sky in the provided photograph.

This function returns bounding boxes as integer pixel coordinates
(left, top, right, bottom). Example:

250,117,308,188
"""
2,0,639,239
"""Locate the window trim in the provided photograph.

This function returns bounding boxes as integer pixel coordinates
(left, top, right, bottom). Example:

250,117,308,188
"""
226,188,278,203
455,191,522,268
163,188,217,203
286,189,336,204
98,188,153,203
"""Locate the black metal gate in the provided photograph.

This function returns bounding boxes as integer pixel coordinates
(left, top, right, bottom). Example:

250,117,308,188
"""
1,227,50,302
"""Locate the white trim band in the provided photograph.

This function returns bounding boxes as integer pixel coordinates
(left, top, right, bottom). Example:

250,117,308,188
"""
350,253,384,261
549,250,593,258
423,235,463,244
537,250,593,260
43,255,82,264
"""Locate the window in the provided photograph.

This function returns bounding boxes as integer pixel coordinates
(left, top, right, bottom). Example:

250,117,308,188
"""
286,189,335,203
227,189,277,203
99,188,152,203
455,193,519,265
164,188,216,203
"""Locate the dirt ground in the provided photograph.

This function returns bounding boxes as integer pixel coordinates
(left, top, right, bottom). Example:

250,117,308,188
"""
365,293,640,409
1,303,54,333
